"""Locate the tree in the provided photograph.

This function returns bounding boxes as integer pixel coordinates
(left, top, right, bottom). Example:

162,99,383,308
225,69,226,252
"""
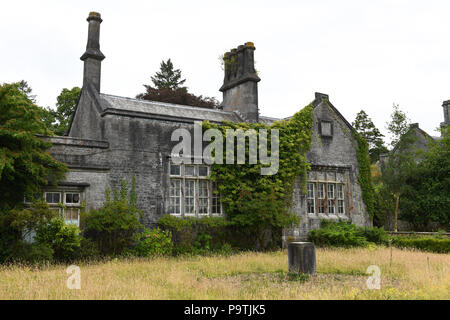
52,87,81,135
0,82,67,209
398,127,450,230
151,59,186,90
137,59,219,109
386,103,410,148
352,110,388,163
16,80,36,103
381,129,418,231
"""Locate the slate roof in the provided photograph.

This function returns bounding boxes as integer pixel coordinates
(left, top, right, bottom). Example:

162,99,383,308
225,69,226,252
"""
99,93,242,124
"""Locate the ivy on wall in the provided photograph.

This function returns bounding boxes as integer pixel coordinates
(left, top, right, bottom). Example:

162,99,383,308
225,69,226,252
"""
202,104,314,244
353,131,376,218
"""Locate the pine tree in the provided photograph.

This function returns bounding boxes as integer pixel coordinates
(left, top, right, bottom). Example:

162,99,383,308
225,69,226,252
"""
151,59,186,90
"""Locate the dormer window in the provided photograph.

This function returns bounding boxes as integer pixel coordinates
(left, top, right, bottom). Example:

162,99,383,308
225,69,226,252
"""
320,120,333,137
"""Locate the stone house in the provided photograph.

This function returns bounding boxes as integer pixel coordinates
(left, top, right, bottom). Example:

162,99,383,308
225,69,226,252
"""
41,12,372,241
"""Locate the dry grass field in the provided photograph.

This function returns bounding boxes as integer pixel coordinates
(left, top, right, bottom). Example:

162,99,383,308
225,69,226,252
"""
0,247,448,300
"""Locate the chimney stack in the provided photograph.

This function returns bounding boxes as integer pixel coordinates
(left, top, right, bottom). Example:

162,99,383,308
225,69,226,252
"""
220,42,260,122
80,12,105,92
441,100,450,131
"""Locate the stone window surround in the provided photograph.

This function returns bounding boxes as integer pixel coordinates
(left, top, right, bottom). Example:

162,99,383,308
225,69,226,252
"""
318,119,333,137
306,180,346,218
24,188,84,226
168,161,222,217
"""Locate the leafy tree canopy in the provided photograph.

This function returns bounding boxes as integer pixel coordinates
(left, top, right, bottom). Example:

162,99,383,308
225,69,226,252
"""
352,110,388,163
386,103,410,148
0,82,67,209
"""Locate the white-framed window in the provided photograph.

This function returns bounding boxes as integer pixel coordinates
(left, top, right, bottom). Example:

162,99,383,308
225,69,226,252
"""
327,184,335,214
170,163,181,176
198,180,209,215
38,191,82,226
169,179,181,215
317,183,325,214
306,179,347,216
337,184,345,215
184,180,196,215
45,192,61,204
307,183,315,214
169,162,220,217
185,165,195,177
198,165,209,177
65,193,80,205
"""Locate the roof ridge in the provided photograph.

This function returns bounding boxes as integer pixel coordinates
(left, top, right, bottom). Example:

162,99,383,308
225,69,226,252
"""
100,93,233,115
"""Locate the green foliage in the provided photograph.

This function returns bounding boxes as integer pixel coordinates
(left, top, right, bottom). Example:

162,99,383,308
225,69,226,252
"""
353,131,376,219
51,87,81,136
0,83,67,209
158,214,232,254
151,59,186,90
133,228,173,257
202,103,314,249
308,220,389,247
74,237,100,261
0,200,56,263
308,221,369,247
81,180,143,255
391,236,450,253
36,218,82,261
9,242,54,264
398,127,450,230
352,110,388,163
386,103,410,148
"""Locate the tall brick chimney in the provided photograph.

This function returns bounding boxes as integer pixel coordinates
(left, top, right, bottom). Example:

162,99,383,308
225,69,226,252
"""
220,42,261,122
80,12,105,92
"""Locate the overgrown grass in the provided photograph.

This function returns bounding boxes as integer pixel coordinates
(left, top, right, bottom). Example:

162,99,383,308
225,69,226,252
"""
0,247,448,299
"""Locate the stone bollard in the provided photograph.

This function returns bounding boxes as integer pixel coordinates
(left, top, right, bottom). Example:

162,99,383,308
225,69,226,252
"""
288,242,316,274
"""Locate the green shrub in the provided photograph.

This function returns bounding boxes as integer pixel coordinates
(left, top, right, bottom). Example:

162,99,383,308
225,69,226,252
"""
133,228,173,257
0,200,55,263
308,221,368,247
361,226,389,245
9,242,54,264
82,181,143,255
74,237,101,261
391,237,450,253
36,217,81,261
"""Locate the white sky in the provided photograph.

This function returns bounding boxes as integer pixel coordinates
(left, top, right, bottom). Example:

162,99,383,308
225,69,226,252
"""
1,0,448,142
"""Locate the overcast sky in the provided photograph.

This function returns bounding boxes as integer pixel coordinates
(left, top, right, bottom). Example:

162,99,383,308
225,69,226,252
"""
1,0,449,142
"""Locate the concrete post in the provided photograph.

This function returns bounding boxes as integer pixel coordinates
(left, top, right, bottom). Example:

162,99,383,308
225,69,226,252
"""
288,242,316,274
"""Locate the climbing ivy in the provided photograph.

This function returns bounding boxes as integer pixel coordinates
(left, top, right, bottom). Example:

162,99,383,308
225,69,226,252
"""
202,104,314,246
353,131,376,218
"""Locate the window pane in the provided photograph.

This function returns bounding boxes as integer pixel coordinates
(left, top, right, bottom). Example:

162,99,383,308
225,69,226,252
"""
198,180,209,215
46,192,60,204
328,200,335,214
185,165,195,176
170,164,180,175
169,179,181,214
318,183,324,199
184,180,195,214
327,184,335,199
198,166,208,177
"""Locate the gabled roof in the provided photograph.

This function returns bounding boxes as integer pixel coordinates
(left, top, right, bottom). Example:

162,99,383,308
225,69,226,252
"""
99,93,241,124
